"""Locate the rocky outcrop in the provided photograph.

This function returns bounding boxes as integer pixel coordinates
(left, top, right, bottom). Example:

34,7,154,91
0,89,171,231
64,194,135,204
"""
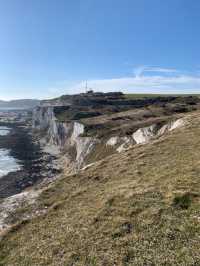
106,136,134,152
132,118,185,144
106,118,185,151
0,190,39,231
132,124,158,144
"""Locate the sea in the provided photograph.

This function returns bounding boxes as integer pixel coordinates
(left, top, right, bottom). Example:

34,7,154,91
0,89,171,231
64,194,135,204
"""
0,126,21,178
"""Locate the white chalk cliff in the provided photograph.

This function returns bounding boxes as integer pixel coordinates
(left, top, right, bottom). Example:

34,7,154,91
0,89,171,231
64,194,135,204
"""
33,106,185,171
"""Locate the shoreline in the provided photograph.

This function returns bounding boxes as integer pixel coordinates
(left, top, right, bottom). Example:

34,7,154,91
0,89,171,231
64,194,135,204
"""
0,121,61,200
0,119,63,231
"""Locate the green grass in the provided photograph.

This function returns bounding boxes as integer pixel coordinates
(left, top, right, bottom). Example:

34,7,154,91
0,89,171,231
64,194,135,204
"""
0,111,200,265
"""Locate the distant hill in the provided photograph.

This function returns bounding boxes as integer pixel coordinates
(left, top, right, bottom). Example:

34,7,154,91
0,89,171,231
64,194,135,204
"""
0,99,40,109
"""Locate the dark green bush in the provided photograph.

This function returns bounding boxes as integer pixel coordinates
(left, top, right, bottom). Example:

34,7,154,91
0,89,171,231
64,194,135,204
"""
172,193,192,209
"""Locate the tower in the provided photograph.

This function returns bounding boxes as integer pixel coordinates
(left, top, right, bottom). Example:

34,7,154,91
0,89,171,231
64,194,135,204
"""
85,81,88,93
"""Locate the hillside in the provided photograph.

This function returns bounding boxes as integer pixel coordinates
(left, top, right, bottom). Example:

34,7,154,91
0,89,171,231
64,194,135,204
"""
0,110,199,265
32,92,200,174
0,99,40,109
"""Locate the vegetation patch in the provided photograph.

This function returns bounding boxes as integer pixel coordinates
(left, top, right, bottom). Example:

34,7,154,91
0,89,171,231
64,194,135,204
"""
172,192,194,209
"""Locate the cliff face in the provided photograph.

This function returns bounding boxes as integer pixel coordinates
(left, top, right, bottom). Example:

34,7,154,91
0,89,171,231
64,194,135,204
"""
32,106,98,171
32,92,200,172
33,102,186,173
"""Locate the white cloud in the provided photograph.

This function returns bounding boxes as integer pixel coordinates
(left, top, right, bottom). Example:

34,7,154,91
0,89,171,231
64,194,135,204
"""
133,65,178,77
1,67,200,100
68,72,200,95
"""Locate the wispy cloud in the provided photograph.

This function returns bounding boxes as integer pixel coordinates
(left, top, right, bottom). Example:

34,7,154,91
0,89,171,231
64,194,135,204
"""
133,65,178,77
67,68,200,95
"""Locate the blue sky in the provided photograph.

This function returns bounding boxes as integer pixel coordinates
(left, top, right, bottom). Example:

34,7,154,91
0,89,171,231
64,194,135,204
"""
0,0,200,99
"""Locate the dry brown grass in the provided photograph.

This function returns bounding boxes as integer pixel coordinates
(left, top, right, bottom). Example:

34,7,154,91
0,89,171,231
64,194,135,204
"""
0,111,200,265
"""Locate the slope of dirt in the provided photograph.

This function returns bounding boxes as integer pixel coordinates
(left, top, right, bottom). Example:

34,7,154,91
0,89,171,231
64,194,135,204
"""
0,111,200,265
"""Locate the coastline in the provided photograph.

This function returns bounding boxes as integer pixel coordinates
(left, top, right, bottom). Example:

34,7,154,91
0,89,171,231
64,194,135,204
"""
0,121,61,199
0,120,62,231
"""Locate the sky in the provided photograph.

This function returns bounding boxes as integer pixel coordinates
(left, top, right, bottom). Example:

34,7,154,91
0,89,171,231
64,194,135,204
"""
0,0,200,100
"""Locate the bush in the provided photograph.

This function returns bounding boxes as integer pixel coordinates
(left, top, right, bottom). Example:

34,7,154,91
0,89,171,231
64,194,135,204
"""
172,193,192,209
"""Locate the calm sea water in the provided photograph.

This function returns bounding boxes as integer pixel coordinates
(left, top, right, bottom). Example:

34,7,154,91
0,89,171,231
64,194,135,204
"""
0,127,21,177
0,127,10,136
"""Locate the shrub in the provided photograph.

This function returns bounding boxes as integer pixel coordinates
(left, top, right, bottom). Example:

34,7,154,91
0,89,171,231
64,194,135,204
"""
172,193,192,209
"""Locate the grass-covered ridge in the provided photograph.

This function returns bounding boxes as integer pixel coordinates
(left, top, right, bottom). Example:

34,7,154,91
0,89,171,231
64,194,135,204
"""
51,92,200,125
0,111,200,265
125,93,200,99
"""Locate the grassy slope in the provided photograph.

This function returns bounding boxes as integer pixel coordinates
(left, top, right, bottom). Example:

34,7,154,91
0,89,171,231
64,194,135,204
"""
0,112,200,265
125,93,200,99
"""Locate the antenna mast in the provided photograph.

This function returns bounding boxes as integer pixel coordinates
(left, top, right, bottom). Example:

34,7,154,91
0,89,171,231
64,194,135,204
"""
85,80,88,93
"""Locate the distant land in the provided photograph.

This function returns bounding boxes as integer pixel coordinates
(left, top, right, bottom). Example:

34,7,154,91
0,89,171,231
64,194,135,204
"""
0,94,199,109
0,99,40,109
125,93,200,99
